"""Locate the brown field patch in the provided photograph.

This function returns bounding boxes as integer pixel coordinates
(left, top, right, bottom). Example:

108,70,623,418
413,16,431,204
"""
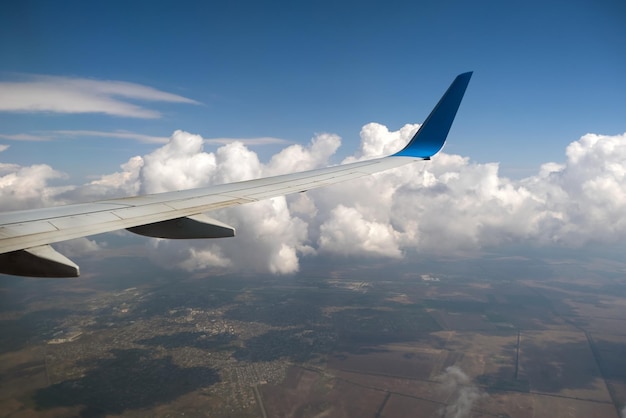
0,346,48,400
427,311,500,331
433,331,517,380
334,369,447,403
606,380,626,411
518,330,611,401
327,344,445,380
480,391,618,418
380,394,444,418
566,296,626,320
580,317,626,335
260,366,387,418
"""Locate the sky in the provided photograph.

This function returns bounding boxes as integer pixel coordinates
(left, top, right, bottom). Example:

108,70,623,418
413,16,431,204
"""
1,0,625,279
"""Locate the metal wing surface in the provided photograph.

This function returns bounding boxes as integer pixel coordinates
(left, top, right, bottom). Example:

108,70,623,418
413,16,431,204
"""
0,72,472,277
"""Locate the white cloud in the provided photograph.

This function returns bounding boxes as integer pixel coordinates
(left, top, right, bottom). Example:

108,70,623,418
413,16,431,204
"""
139,130,218,194
355,122,419,159
0,163,72,211
2,125,626,275
77,156,144,200
436,366,485,418
318,205,403,258
0,130,290,146
0,145,9,153
54,130,170,144
205,137,292,146
0,133,54,141
214,197,310,274
56,237,107,257
147,240,232,272
0,75,199,118
266,133,341,175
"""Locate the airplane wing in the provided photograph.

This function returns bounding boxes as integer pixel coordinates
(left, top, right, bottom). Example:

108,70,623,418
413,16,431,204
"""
0,72,472,277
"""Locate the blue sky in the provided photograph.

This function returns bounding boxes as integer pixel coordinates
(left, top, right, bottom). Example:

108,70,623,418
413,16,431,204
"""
1,0,626,279
1,0,624,180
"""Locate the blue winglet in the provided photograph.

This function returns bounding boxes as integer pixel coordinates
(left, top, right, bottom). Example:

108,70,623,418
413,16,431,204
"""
394,72,472,158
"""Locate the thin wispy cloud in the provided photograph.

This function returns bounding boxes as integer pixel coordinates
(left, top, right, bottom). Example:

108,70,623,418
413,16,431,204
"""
54,130,170,144
0,75,200,118
0,130,293,146
0,133,54,141
205,137,291,146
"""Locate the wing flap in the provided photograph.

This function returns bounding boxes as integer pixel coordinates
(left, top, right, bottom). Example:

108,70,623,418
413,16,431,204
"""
49,211,123,230
127,214,235,239
161,194,248,211
111,203,180,219
0,220,59,238
0,245,79,278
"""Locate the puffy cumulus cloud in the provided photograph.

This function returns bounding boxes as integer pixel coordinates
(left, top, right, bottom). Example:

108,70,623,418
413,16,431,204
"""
205,136,290,146
66,156,145,202
507,133,626,246
147,240,232,272
319,205,403,258
73,130,325,274
221,197,313,274
316,130,626,256
146,129,626,271
123,130,269,194
139,130,218,193
0,162,73,211
213,141,263,184
56,237,107,258
265,133,341,175
148,197,310,275
3,126,626,275
354,122,420,160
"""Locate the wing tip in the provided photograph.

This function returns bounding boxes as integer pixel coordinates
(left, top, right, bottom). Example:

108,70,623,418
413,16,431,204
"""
394,71,473,159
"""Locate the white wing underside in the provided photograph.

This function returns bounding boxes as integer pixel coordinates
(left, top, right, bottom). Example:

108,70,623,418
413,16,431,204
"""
0,156,413,255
